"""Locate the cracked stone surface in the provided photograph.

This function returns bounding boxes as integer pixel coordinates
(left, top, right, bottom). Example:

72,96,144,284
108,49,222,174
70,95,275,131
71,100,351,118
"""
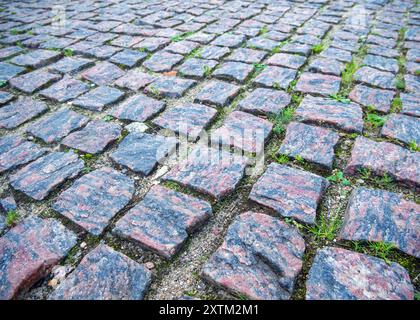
0,0,418,302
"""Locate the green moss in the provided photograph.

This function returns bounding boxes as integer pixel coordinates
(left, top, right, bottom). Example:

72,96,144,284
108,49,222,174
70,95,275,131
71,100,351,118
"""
6,210,19,227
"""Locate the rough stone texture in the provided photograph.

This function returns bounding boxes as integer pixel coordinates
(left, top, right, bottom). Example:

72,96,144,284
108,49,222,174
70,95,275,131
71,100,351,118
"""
108,94,164,122
9,69,61,94
114,185,212,259
345,136,419,189
213,61,254,83
381,114,420,146
152,103,217,141
349,84,394,113
226,48,267,64
0,91,14,105
250,163,328,225
0,216,77,299
201,212,305,300
178,58,218,79
339,187,419,258
211,111,273,154
81,62,125,85
143,51,183,72
53,167,134,236
306,247,414,300
145,76,196,98
279,122,339,170
253,66,297,89
353,66,396,90
266,53,306,69
27,108,89,143
49,244,151,300
194,80,240,107
0,196,17,214
362,54,399,74
400,93,420,118
40,76,89,103
164,146,247,199
10,49,61,68
61,120,121,155
0,135,47,173
307,57,345,76
109,49,147,68
0,97,48,129
405,74,420,94
72,86,124,112
10,151,84,200
295,95,364,133
48,57,93,75
114,70,156,91
110,132,177,176
295,72,341,96
0,62,25,81
238,88,291,116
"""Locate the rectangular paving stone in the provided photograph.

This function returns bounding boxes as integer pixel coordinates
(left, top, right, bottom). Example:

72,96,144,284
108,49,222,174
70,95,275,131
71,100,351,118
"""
253,66,297,89
9,151,84,200
213,61,254,83
53,167,134,236
348,84,394,113
295,72,341,96
143,51,184,72
133,37,171,52
247,36,279,51
9,69,61,94
201,211,305,300
109,49,148,68
367,44,399,58
164,146,247,199
61,120,121,155
0,135,47,173
0,97,48,129
113,185,212,259
339,187,419,258
381,114,420,146
178,58,218,79
211,33,245,48
306,247,413,300
84,45,122,60
72,86,124,112
353,66,396,90
278,122,339,170
0,62,25,81
164,40,200,55
40,76,90,103
307,57,345,76
362,54,399,74
114,70,156,91
110,35,144,47
320,47,352,63
198,45,230,60
295,95,364,133
0,216,77,300
152,103,217,141
400,93,420,118
48,57,94,75
49,244,151,300
27,108,89,143
110,132,177,175
345,136,420,189
226,48,267,64
0,46,24,60
145,76,196,99
194,80,240,107
211,111,272,154
249,163,329,224
108,94,165,122
10,49,61,68
405,74,420,94
281,42,313,56
266,53,306,70
81,62,125,85
238,88,291,116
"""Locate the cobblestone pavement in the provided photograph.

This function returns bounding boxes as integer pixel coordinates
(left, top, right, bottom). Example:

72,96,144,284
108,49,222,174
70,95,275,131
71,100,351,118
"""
0,0,419,300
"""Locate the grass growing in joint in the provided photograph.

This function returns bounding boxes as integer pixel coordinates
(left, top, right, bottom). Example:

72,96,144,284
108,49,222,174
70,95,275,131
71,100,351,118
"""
6,210,18,227
341,59,359,88
270,107,294,135
311,43,325,54
326,170,351,186
366,113,386,128
368,242,396,264
306,213,341,241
